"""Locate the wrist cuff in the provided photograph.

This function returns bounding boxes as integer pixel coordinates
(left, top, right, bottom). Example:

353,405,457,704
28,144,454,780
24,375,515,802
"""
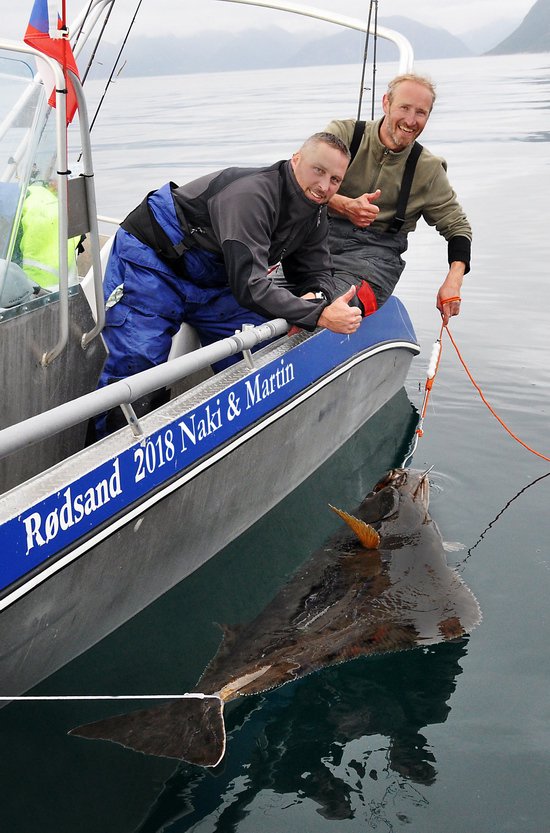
448,236,471,274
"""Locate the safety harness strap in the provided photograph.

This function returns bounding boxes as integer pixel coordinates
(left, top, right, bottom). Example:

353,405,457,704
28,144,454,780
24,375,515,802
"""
348,120,423,234
388,140,423,233
121,182,194,272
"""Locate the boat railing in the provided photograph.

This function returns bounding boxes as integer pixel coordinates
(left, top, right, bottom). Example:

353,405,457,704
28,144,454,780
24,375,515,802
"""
1,0,412,368
70,0,116,59
0,1,415,467
70,0,414,73
0,39,106,364
0,317,288,462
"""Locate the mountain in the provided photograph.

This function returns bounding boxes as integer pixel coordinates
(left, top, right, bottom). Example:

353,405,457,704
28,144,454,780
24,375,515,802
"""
80,2,550,82
82,17,472,80
277,16,472,67
488,0,550,54
459,20,519,54
83,27,308,77
378,16,473,59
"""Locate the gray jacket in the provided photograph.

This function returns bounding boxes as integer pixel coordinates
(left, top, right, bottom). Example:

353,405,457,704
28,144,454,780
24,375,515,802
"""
172,160,336,329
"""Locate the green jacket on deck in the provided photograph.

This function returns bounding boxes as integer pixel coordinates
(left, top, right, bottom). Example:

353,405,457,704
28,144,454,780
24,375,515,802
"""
19,182,77,289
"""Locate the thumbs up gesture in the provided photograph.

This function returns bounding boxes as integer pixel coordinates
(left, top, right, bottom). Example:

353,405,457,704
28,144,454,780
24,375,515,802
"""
330,189,381,227
318,285,362,334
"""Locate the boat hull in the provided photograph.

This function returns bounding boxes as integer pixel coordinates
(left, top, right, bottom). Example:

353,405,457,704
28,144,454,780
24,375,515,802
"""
0,297,419,694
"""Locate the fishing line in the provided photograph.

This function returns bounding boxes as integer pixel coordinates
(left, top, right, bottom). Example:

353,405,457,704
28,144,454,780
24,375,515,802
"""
459,469,550,567
79,0,115,85
0,693,219,702
404,313,550,564
369,0,379,121
445,325,550,463
406,315,550,464
86,0,144,136
357,0,379,121
72,0,94,52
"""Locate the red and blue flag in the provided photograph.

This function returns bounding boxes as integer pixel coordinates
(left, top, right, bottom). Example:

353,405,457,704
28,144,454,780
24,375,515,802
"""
24,0,80,124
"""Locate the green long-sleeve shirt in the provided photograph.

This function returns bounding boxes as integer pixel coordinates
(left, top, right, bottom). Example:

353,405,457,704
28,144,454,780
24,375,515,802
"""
325,117,472,267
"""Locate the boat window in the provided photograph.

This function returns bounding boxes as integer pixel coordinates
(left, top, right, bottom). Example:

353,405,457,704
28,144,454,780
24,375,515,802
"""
0,50,78,314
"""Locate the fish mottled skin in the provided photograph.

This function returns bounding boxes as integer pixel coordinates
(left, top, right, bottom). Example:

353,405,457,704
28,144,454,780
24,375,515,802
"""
70,468,481,766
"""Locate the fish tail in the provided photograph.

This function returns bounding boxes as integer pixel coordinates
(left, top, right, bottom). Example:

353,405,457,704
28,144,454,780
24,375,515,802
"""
69,694,226,767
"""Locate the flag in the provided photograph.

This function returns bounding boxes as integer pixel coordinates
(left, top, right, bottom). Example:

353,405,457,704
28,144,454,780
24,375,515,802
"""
23,0,80,125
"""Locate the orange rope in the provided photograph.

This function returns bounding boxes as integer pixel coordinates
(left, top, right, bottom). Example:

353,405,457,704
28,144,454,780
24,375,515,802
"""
443,326,550,463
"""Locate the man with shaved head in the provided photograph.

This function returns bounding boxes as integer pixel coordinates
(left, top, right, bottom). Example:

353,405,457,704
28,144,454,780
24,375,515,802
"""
92,132,358,438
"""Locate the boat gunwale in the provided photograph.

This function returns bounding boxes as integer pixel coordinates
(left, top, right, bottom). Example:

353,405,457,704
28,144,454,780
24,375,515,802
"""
0,332,418,612
1,321,419,517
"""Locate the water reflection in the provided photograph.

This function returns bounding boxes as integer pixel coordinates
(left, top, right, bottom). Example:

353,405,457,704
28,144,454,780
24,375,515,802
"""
0,388,420,833
134,639,469,832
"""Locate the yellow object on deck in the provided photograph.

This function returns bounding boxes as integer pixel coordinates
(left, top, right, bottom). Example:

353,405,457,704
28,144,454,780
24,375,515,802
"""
19,183,78,289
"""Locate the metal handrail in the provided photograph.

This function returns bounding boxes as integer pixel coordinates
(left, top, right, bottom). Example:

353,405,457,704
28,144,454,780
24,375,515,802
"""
70,0,115,58
0,318,288,460
70,68,106,347
1,0,413,362
0,0,415,460
69,0,414,73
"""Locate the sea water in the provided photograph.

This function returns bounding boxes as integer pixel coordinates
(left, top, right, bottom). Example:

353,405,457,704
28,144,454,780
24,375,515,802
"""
1,52,549,832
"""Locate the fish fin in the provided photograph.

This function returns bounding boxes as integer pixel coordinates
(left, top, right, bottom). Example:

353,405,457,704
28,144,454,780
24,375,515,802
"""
69,695,225,767
329,504,380,549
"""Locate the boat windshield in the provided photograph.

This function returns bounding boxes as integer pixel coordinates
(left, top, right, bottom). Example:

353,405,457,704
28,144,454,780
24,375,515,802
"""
0,51,78,310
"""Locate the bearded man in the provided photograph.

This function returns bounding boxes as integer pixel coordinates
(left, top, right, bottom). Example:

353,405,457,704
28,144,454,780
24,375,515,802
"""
324,74,472,326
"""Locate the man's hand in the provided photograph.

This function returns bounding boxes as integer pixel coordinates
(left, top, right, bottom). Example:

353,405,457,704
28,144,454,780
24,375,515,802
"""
317,286,362,334
437,262,465,326
329,189,381,227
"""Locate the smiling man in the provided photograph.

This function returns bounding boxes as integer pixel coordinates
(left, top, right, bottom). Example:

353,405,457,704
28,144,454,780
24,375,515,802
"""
92,132,360,438
291,133,349,204
324,74,472,326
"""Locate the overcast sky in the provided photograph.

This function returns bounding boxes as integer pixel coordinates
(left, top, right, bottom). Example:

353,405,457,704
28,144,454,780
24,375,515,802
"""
4,0,537,42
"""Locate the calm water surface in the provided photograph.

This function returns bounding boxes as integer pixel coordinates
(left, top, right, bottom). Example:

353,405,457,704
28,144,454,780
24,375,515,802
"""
1,53,550,832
